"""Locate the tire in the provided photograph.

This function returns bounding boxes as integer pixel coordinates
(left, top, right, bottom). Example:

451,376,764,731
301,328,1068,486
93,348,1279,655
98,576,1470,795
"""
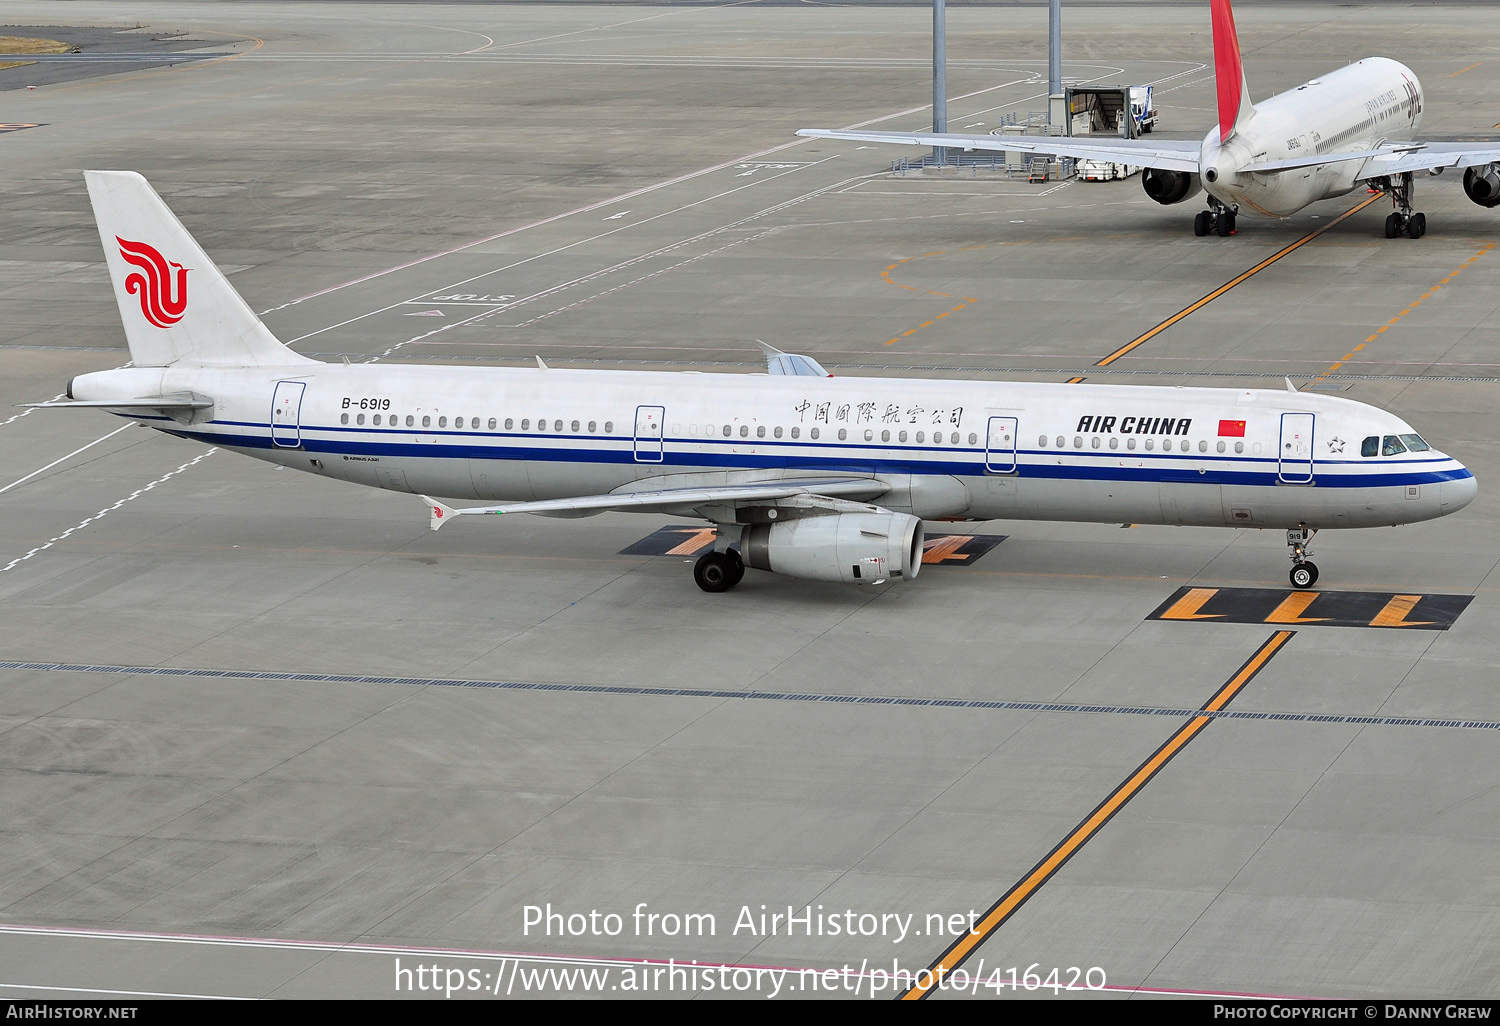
694,551,736,593
1194,211,1210,237
1385,213,1402,239
725,548,745,587
1408,212,1427,239
1216,213,1233,237
1289,563,1317,589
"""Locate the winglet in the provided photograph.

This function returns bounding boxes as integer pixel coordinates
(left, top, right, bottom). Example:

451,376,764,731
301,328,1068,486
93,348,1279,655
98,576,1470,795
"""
1210,0,1255,145
1285,377,1298,392
757,340,833,378
421,495,457,531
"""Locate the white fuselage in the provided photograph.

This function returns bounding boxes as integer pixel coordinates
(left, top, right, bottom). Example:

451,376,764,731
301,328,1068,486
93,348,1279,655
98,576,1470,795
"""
1202,57,1423,217
68,363,1475,532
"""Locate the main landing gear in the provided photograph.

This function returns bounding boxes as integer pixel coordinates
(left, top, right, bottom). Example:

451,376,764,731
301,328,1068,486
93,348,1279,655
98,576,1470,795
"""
1287,523,1319,589
1380,171,1426,239
1193,198,1237,238
694,547,745,593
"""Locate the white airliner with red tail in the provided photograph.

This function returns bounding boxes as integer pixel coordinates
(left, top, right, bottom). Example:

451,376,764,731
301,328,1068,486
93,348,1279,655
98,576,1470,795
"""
798,0,1500,239
27,171,1475,592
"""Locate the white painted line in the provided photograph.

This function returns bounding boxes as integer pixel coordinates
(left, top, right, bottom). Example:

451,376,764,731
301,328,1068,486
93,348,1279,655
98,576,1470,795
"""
0,424,134,497
0,448,218,576
0,982,251,1001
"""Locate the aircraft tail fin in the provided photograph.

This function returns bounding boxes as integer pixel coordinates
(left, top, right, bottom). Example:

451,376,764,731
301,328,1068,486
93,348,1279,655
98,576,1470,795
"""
1211,0,1257,145
84,171,314,369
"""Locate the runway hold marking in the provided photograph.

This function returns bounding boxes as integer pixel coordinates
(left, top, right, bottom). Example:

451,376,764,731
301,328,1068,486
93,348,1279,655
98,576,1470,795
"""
901,630,1297,1000
1310,242,1494,387
1148,586,1472,630
620,524,1004,566
1093,193,1383,367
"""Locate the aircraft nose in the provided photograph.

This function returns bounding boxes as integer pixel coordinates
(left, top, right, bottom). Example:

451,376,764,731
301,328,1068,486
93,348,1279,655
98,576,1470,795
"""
1439,470,1478,515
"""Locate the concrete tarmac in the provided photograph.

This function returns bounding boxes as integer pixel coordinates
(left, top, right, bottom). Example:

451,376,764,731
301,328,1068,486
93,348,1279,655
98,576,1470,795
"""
0,1,1498,1001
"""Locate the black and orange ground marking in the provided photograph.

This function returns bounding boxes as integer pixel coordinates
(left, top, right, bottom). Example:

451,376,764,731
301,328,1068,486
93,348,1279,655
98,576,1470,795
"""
1148,586,1472,630
0,123,41,134
1310,242,1495,387
901,630,1297,1000
1093,194,1383,367
1451,63,1482,77
620,525,1003,566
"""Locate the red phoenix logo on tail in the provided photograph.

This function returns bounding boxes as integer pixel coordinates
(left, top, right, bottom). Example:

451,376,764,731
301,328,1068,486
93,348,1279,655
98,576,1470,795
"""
116,237,189,328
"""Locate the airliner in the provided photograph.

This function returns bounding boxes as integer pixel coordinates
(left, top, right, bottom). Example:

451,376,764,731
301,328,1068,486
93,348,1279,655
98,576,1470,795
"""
29,171,1475,592
797,0,1500,239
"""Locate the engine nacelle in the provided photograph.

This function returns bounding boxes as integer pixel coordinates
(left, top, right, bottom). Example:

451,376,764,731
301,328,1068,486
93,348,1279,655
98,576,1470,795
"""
1141,168,1202,206
1463,163,1500,208
739,512,924,585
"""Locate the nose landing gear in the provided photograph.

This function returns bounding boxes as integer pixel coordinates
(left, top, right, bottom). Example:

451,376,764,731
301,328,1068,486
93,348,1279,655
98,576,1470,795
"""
1287,523,1319,589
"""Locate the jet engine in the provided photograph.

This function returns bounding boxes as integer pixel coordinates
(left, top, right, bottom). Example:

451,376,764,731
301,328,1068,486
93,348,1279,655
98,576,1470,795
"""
738,511,924,585
1463,163,1500,208
1141,168,1202,206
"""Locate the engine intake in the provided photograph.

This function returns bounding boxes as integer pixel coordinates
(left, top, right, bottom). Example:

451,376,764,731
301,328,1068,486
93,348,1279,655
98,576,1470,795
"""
739,511,924,585
1142,168,1202,206
1463,163,1500,208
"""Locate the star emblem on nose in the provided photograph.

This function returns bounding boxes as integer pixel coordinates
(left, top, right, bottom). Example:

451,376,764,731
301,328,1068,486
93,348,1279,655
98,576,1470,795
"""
1326,436,1345,453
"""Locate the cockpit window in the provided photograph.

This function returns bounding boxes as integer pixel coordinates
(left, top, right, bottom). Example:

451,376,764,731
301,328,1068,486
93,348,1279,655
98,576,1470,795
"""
1382,435,1407,456
1399,433,1430,453
1361,436,1379,458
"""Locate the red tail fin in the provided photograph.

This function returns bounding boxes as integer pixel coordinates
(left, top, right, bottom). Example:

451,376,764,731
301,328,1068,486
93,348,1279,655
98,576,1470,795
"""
1211,0,1249,144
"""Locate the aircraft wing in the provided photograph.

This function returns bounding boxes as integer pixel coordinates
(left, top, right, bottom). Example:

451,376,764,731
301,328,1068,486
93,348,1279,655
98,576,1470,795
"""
796,128,1202,173
1353,141,1500,179
421,476,889,529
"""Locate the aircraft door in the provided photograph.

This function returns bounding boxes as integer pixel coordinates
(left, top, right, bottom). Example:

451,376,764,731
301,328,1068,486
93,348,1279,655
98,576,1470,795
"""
1278,412,1314,483
634,405,665,463
985,415,1018,474
271,380,306,448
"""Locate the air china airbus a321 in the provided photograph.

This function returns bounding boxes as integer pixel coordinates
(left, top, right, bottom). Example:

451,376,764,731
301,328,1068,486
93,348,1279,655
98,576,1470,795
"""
798,0,1500,239
30,171,1475,592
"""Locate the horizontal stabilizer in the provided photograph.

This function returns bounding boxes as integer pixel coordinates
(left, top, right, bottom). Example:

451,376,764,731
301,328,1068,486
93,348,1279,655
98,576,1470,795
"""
21,393,213,411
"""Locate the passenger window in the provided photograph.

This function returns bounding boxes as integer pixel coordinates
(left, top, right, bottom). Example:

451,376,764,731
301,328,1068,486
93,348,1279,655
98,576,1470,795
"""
489,418,497,430
839,429,849,441
774,426,783,439
422,416,431,428
723,425,732,438
1090,437,1100,450
1382,435,1407,456
967,433,976,445
898,430,907,443
521,419,529,430
1234,441,1243,454
605,421,613,433
438,416,447,428
1145,439,1154,451
571,420,580,433
589,421,597,433
1127,438,1136,451
1038,435,1047,447
1108,437,1118,450
810,427,819,440
740,425,749,438
1400,433,1430,452
1074,436,1082,449
864,429,873,442
340,413,349,425
1217,441,1225,453
1199,440,1208,453
505,418,513,430
554,420,562,432
791,427,799,439
1055,436,1063,448
357,414,365,425
406,415,415,427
